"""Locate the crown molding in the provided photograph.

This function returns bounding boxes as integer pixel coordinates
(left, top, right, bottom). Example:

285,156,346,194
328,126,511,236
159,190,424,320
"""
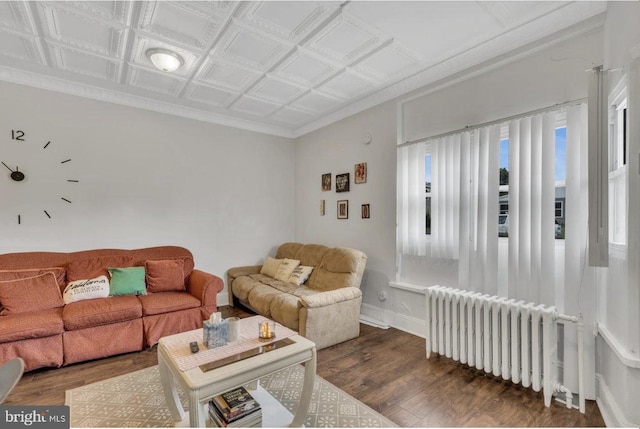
292,6,607,138
0,65,295,138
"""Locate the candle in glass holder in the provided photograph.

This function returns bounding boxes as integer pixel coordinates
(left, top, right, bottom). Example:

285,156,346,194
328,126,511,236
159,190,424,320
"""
258,321,276,340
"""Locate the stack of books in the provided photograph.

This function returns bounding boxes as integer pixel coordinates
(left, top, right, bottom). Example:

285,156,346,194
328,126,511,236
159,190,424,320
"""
208,386,262,428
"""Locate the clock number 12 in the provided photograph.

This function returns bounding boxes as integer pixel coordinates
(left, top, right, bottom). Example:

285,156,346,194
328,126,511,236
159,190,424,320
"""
11,130,25,141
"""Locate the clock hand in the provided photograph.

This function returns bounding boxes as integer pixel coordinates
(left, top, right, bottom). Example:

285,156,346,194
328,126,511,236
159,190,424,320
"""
2,161,15,172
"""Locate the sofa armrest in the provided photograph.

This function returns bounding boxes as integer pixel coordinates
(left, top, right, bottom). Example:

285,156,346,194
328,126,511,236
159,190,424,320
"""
299,287,362,309
226,265,261,286
188,269,224,307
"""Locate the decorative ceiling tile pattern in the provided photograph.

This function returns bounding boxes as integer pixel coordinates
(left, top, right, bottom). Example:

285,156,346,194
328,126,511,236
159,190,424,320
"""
0,1,607,137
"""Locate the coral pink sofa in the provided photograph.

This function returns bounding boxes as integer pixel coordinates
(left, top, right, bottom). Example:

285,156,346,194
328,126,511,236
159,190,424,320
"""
0,246,223,372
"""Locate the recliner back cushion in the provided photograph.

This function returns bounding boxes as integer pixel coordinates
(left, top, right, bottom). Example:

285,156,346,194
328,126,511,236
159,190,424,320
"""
294,244,329,267
307,247,366,292
275,243,304,260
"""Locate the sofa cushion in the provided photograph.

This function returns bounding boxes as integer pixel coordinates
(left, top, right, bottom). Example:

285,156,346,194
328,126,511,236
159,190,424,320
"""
0,272,63,316
308,247,365,292
259,257,281,278
67,255,133,281
270,293,301,331
292,244,329,267
0,308,64,343
0,267,66,291
63,275,110,304
275,242,304,259
290,285,321,299
137,292,200,316
145,259,185,293
249,275,299,294
63,296,142,331
274,258,300,281
232,274,266,302
248,285,283,317
108,267,147,296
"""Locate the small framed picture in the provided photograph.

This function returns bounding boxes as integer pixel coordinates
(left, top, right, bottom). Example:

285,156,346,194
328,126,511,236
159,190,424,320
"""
336,173,350,192
321,173,331,191
337,200,348,219
355,162,367,184
320,199,325,216
361,204,370,219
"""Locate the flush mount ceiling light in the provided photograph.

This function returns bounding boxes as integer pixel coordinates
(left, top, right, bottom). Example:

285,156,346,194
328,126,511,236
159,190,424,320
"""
145,48,184,73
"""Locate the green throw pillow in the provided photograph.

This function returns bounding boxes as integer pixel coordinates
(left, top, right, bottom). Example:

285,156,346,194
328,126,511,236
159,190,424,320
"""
108,267,147,296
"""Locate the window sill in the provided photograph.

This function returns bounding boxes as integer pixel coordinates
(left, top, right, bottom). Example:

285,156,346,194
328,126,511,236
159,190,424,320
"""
389,281,429,294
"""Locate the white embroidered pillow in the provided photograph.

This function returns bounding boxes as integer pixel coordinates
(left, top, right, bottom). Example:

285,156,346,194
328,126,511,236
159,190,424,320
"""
288,266,313,286
274,258,301,281
63,275,110,304
260,257,282,278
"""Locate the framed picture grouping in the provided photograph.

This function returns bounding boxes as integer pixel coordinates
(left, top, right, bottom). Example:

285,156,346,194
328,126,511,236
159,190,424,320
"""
355,162,367,184
335,173,350,192
321,173,331,191
337,200,348,219
320,200,325,216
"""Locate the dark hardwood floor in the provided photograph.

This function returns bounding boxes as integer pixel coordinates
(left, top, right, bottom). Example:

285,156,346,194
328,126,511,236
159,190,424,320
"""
5,306,605,427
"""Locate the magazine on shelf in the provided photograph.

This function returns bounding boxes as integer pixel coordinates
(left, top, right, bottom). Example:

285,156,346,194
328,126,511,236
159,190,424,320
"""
209,386,261,424
209,404,262,428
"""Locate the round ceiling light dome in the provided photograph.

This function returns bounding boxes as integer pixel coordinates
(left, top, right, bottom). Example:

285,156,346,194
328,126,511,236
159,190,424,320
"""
145,48,184,73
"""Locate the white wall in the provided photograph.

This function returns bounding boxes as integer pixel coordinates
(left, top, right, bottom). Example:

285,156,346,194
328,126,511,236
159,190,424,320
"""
0,82,296,304
293,101,398,325
596,2,640,427
401,28,603,144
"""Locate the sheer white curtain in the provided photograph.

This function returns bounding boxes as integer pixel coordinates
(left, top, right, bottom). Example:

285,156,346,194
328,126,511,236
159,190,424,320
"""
507,112,557,305
431,134,461,259
458,126,500,295
397,141,428,256
564,103,595,396
397,105,589,305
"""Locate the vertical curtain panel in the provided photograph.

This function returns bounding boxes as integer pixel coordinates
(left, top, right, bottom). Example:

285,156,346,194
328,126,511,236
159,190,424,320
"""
397,141,428,256
458,127,500,295
507,113,557,305
432,134,461,259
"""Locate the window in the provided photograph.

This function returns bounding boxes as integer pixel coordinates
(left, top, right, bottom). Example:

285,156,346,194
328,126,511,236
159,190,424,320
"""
425,154,431,235
608,91,627,244
494,126,566,239
610,100,628,171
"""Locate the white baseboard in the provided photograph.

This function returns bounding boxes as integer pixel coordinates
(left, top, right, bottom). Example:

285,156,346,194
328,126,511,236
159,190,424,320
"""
217,292,230,307
596,374,638,427
359,303,426,338
360,303,389,328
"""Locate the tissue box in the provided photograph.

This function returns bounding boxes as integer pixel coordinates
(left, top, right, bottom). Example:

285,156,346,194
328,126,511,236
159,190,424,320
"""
203,319,228,349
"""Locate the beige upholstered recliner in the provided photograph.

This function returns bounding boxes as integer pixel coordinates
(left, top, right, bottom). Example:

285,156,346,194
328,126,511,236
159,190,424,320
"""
227,243,367,350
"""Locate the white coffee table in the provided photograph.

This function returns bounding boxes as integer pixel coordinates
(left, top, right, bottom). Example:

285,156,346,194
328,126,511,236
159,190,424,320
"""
158,322,317,428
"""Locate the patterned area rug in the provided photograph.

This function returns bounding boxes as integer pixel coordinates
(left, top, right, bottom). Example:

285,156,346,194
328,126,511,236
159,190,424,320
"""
65,365,397,428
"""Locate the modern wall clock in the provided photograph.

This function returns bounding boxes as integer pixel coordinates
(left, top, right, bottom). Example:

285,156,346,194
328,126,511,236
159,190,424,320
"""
2,128,79,224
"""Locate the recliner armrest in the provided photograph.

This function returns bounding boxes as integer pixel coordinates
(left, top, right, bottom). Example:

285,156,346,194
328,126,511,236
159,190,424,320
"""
299,287,362,309
188,269,224,307
226,265,261,286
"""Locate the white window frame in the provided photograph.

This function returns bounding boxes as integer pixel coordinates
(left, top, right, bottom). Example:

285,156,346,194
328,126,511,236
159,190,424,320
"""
608,79,628,245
